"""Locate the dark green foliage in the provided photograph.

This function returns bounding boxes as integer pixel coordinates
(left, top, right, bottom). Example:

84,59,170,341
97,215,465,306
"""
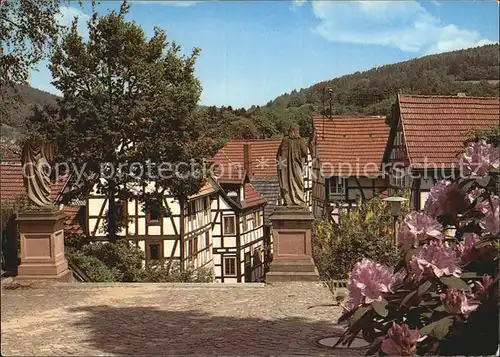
143,260,214,283
195,44,499,140
26,2,223,237
66,239,145,282
313,194,411,280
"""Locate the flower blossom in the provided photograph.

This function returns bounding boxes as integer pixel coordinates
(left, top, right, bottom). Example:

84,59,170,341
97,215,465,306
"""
476,194,499,214
474,274,494,300
347,258,397,310
424,180,468,218
440,289,478,317
467,188,485,204
409,240,461,280
455,234,480,265
381,323,420,356
480,200,500,236
461,140,500,176
398,212,443,249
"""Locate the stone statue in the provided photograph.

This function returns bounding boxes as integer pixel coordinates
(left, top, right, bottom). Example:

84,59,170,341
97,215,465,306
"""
277,123,308,207
21,138,55,208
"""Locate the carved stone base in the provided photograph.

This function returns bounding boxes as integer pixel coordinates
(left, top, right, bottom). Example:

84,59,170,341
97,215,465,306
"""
270,206,314,260
16,209,71,280
267,206,319,282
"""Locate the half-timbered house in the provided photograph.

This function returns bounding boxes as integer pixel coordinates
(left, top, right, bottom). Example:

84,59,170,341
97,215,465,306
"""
382,94,500,210
310,115,390,222
86,179,218,271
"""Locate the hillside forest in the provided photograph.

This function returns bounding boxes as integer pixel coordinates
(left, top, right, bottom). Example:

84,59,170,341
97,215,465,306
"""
1,43,499,143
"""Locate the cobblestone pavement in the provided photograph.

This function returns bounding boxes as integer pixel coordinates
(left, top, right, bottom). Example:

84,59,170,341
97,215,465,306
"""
1,281,367,356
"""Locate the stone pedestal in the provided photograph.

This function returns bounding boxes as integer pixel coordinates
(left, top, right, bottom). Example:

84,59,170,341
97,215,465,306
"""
16,209,72,281
266,206,319,282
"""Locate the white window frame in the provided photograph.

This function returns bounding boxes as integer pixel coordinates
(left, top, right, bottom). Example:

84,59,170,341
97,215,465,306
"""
223,215,236,235
223,256,237,276
329,177,345,195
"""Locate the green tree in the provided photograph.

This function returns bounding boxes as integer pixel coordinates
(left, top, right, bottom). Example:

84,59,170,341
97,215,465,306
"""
27,1,221,239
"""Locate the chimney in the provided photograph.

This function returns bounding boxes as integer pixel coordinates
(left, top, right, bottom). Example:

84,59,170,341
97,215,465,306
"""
243,143,252,180
457,92,467,97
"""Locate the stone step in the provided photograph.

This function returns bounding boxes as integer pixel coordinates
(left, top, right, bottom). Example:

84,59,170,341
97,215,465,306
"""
269,259,317,272
266,271,319,283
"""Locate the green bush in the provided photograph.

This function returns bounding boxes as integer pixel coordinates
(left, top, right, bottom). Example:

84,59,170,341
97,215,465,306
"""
313,195,410,280
144,260,214,283
65,239,145,282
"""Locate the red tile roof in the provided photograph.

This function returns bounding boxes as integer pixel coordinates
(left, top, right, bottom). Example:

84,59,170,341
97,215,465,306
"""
188,181,216,200
241,183,267,209
0,149,69,203
211,139,281,181
313,115,390,177
398,94,500,169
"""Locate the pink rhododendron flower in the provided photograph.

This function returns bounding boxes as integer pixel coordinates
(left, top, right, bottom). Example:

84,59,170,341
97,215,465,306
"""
467,188,485,203
424,180,468,218
381,323,420,356
440,289,478,317
480,201,500,236
476,194,499,214
398,212,443,249
455,234,480,264
474,274,494,299
409,240,461,280
461,140,500,176
347,258,397,310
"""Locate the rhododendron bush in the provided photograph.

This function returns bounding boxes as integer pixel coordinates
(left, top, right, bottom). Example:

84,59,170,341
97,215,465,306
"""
335,139,499,356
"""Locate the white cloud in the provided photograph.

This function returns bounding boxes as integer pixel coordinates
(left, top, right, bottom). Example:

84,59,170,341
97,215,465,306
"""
56,6,90,38
311,0,493,54
131,1,200,7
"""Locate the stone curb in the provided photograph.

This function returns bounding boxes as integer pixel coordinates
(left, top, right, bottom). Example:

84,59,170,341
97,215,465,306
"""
55,282,267,288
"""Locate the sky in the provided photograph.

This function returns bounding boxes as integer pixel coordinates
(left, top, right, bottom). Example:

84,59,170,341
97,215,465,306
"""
29,0,500,109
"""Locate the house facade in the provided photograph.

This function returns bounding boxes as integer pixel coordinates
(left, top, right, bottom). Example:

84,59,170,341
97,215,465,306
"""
310,115,391,222
382,94,500,210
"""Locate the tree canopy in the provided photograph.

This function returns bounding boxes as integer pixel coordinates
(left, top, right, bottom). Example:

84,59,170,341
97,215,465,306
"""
27,1,222,237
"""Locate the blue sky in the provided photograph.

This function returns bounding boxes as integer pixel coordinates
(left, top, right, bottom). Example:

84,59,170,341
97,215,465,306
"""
30,0,499,108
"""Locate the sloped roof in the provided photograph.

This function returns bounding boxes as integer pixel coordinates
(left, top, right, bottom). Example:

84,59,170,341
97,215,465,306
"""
312,115,390,177
241,183,267,209
252,179,279,225
0,148,69,203
398,94,500,169
211,139,281,181
188,181,217,200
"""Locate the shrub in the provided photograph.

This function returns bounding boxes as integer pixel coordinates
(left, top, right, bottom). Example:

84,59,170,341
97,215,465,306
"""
334,139,499,356
313,194,410,280
144,260,214,283
65,239,145,282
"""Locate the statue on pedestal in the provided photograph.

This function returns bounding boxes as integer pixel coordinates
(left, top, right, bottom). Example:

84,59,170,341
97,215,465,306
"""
21,138,55,208
277,123,308,207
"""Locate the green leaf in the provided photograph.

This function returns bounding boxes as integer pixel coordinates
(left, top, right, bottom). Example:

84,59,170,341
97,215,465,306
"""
401,290,417,307
352,305,371,324
434,305,446,312
420,316,454,339
372,299,388,317
460,272,480,279
440,276,471,291
475,176,491,187
418,280,432,296
432,316,454,340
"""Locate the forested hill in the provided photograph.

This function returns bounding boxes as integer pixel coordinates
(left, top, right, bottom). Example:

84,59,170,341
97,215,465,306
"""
2,44,499,143
206,43,499,139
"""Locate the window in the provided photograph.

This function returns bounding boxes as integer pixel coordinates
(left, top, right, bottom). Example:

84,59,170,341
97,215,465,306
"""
193,236,198,254
146,242,162,262
244,214,253,231
254,211,261,227
205,231,210,247
187,201,196,219
224,257,237,276
147,199,162,224
329,177,345,195
115,200,128,226
223,215,236,235
187,239,193,257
